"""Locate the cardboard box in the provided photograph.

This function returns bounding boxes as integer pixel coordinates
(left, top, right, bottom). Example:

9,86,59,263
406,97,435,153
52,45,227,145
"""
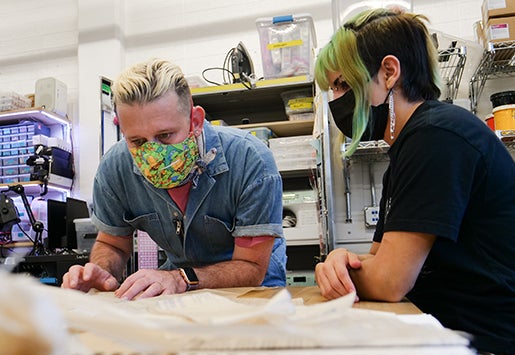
485,16,515,43
482,0,515,24
474,20,487,48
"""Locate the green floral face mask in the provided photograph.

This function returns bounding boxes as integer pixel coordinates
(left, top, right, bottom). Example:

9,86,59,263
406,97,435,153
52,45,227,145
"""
129,133,199,189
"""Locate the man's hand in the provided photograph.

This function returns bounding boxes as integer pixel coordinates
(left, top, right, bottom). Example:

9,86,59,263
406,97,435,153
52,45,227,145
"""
61,262,119,292
114,269,186,300
315,248,362,301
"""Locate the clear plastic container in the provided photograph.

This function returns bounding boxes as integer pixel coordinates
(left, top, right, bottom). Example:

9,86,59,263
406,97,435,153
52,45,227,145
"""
0,91,32,112
256,14,317,80
269,135,316,171
281,88,314,116
242,127,276,146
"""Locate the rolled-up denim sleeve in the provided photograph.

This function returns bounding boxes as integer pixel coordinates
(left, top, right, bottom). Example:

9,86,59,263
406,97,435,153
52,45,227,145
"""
91,145,136,237
231,139,284,238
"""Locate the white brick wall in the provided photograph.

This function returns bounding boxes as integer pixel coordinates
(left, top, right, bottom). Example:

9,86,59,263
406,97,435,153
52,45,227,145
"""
1,0,508,200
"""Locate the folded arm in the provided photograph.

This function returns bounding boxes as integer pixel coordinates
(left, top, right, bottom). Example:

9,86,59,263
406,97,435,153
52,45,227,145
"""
316,231,435,302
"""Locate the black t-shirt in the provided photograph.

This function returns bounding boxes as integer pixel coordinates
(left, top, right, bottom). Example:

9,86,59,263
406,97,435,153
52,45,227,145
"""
373,100,515,354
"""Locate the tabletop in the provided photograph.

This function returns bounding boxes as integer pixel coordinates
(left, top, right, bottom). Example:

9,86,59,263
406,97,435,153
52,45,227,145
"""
230,285,422,314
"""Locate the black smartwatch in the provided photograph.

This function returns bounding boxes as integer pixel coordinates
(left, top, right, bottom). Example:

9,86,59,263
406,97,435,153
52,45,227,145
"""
178,267,199,291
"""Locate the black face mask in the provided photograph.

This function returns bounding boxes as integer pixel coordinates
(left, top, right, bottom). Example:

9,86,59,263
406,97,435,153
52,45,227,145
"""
329,90,388,141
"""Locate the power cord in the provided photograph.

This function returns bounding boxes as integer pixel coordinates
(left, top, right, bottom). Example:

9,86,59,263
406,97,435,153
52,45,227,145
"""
201,46,257,90
202,67,237,86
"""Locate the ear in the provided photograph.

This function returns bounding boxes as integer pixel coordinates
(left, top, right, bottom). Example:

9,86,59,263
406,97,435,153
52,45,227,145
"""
381,55,401,90
191,105,205,136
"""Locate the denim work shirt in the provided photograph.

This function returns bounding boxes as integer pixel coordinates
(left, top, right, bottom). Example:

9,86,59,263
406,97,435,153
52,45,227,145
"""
91,120,287,286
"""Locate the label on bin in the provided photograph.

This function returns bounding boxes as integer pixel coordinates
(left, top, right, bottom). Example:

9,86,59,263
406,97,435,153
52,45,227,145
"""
288,97,313,111
267,39,304,50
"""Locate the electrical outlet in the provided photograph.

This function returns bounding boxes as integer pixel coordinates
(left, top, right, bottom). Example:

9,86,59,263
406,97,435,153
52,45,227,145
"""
286,270,316,286
364,206,380,228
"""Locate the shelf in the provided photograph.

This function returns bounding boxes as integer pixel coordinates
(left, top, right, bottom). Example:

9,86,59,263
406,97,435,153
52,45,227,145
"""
0,107,71,143
0,108,73,194
192,76,314,128
496,129,515,151
280,168,316,179
191,75,313,96
438,46,467,101
0,180,70,197
234,120,314,137
469,40,515,113
342,140,390,162
0,107,70,127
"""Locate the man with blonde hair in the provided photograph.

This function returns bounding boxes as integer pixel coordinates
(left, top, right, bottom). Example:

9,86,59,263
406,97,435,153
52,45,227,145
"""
62,58,287,299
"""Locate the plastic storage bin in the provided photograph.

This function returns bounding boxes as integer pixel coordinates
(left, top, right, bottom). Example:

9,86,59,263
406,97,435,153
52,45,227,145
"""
256,14,317,80
0,121,49,183
242,127,276,146
281,88,314,119
269,135,316,171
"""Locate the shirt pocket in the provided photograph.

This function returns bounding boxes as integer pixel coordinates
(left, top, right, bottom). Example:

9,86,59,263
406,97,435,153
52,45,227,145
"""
198,215,235,257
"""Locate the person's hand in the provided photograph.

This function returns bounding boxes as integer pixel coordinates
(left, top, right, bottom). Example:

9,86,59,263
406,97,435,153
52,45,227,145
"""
61,262,119,292
315,248,362,301
114,269,186,300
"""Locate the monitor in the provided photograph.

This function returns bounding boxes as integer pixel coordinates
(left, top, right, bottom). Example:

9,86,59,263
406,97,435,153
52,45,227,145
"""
46,197,90,250
46,199,67,250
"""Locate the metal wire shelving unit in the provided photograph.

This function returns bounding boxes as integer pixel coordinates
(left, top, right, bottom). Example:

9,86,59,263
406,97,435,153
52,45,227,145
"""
469,40,515,114
438,46,467,102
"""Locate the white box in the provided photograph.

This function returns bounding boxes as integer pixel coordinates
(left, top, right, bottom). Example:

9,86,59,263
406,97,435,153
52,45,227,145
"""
32,134,49,146
283,190,320,245
35,77,68,116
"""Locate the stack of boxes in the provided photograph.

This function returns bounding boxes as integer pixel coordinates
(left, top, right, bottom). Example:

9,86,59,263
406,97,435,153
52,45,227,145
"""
476,0,515,48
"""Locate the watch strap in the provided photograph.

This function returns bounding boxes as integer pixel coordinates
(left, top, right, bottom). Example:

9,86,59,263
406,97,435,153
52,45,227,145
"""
178,267,199,291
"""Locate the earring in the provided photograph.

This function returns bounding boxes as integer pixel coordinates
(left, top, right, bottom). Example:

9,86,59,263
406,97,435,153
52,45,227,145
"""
388,89,396,140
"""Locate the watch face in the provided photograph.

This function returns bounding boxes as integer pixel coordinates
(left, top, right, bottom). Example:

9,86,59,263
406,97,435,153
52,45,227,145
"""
183,267,199,284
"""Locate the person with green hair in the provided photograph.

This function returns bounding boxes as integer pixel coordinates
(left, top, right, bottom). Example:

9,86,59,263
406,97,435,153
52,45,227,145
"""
314,8,515,355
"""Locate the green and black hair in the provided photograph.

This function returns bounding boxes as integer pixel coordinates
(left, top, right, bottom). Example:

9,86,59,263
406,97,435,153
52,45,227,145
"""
315,8,441,156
